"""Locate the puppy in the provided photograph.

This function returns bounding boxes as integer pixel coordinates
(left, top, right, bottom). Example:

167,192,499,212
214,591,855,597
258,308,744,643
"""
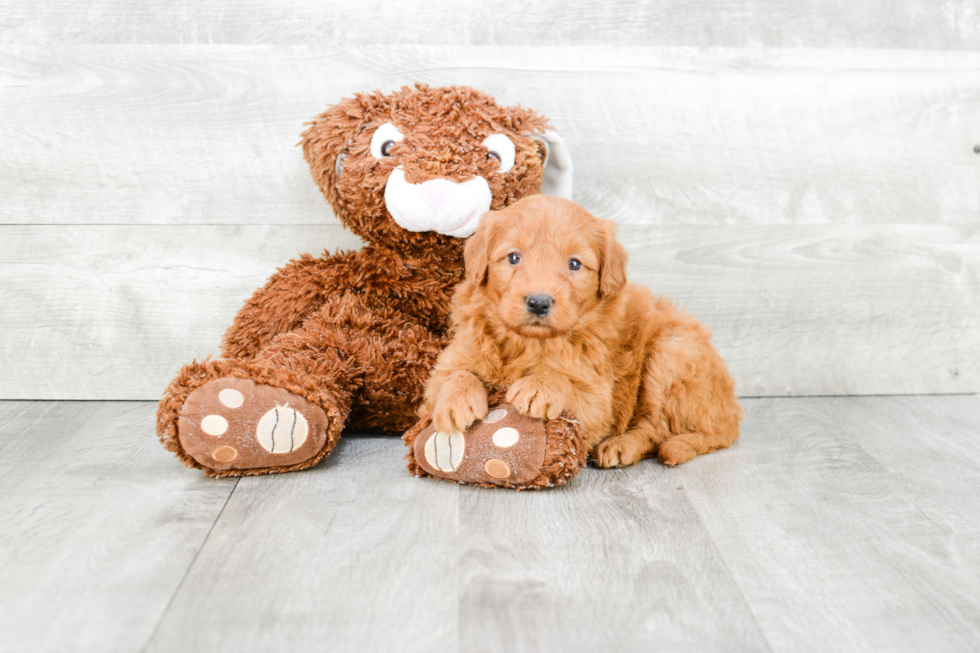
422,195,742,467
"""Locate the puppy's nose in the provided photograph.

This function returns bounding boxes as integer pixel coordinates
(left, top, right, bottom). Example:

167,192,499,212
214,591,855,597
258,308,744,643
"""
525,294,553,317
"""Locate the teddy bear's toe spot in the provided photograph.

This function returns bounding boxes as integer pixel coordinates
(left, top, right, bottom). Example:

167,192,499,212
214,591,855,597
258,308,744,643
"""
201,414,228,436
212,446,238,462
485,459,511,479
424,431,465,472
483,408,508,424
491,427,520,448
218,388,244,408
256,406,309,454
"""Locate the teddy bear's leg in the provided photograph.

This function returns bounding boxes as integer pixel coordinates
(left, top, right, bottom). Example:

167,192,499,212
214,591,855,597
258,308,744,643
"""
403,391,588,490
158,295,448,476
157,347,356,477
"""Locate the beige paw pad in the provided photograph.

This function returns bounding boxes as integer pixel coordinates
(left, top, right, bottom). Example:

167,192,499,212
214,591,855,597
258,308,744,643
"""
425,431,465,472
256,405,309,454
212,446,238,462
201,414,228,436
483,408,508,424
484,459,511,479
491,427,520,448
218,388,244,408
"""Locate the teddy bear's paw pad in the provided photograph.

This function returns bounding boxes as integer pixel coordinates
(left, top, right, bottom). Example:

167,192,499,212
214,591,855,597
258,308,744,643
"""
178,377,328,471
413,403,548,486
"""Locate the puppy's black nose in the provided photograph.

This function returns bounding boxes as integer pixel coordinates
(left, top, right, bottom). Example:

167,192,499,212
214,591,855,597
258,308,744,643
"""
525,294,553,317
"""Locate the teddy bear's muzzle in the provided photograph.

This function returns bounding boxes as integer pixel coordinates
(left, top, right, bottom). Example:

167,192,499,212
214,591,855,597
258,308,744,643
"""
384,167,492,239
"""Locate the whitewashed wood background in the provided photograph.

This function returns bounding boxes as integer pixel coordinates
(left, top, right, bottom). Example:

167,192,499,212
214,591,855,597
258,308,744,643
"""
1,4,979,400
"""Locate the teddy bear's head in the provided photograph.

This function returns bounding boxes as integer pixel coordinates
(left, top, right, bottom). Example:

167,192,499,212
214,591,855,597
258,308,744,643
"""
300,84,572,260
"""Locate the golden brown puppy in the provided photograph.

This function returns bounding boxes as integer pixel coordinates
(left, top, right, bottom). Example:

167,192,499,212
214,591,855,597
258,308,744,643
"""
422,195,742,467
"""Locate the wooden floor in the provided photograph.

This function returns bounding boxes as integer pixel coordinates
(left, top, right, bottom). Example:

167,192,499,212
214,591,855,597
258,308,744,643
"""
2,395,978,652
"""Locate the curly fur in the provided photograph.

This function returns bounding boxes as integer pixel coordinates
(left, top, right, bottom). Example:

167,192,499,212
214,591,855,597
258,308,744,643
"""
424,195,743,468
158,84,559,476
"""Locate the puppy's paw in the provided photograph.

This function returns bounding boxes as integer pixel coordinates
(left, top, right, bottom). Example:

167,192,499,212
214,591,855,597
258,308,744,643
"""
431,372,489,434
658,437,700,467
593,434,645,468
506,376,567,421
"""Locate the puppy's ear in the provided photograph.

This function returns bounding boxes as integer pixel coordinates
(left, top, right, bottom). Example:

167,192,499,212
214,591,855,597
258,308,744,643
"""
597,219,628,298
464,211,499,286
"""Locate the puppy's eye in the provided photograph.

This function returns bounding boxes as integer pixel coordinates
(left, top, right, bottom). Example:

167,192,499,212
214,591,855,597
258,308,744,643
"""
370,122,405,159
508,252,521,265
569,258,582,271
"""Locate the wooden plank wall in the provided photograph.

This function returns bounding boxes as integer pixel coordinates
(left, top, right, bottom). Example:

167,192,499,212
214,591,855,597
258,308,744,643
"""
1,6,978,401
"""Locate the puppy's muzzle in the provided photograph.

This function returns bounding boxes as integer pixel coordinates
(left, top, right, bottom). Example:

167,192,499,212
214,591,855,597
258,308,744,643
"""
525,294,554,317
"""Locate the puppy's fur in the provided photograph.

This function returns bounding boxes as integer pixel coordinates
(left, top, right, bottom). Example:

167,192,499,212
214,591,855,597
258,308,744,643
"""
423,195,742,467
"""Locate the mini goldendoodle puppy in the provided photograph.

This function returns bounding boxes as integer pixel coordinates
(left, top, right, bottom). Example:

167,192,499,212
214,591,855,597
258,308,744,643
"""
422,195,742,467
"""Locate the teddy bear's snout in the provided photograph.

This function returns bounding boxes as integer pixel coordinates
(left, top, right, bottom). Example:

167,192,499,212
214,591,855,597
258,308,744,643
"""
419,178,457,212
384,168,492,239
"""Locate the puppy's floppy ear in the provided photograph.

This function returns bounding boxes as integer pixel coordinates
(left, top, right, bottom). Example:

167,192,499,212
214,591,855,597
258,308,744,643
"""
464,211,499,286
597,218,628,298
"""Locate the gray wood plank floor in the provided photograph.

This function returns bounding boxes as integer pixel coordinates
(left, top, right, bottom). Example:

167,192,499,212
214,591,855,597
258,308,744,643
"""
2,395,979,653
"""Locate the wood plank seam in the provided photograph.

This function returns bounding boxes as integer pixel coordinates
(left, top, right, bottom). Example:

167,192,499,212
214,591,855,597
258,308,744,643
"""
676,487,778,653
140,477,241,653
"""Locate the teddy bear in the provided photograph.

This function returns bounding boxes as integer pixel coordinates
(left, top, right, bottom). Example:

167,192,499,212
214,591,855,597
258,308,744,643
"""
156,83,585,486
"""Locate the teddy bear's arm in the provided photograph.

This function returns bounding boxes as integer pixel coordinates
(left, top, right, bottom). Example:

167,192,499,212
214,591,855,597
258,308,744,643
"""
220,250,358,360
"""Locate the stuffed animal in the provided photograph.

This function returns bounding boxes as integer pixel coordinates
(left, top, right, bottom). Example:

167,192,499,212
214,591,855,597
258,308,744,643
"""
403,390,588,490
156,84,580,481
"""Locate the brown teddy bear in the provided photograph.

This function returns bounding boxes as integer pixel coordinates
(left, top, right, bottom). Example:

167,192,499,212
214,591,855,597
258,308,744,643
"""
156,83,585,485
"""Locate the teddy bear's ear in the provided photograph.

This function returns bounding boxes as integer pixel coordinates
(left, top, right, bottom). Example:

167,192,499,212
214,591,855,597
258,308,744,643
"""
531,130,574,199
299,99,368,196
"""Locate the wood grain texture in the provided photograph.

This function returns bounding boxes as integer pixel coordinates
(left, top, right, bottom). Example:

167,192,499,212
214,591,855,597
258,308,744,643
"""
146,435,462,653
678,395,980,652
456,465,770,652
3,0,980,48
1,46,978,226
145,433,773,653
1,223,975,400
0,401,236,653
2,397,979,651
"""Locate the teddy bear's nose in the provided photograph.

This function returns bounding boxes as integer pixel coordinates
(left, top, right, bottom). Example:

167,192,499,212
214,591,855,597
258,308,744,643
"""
525,294,553,317
419,179,455,211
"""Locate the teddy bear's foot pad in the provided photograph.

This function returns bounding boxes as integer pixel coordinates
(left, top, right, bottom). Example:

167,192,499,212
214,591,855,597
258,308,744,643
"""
178,377,329,472
412,403,552,487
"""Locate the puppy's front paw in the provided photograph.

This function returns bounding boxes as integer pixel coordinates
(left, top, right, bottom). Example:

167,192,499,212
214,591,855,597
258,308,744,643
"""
593,434,645,468
506,376,567,421
431,372,488,434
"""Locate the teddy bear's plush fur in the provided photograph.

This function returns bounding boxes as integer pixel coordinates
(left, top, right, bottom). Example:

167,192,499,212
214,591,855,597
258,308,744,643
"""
157,84,568,476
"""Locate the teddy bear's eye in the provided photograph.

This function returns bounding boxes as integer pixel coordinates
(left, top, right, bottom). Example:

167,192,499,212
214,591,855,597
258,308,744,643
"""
481,134,516,174
508,252,521,265
569,258,582,271
371,123,405,159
